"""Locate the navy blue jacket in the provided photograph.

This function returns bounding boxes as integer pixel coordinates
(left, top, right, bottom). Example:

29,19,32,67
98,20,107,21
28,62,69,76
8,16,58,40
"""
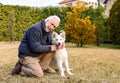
18,20,52,58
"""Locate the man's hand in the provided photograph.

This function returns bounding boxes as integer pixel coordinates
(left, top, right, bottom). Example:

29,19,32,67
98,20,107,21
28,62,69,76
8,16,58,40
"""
51,45,58,51
51,43,65,51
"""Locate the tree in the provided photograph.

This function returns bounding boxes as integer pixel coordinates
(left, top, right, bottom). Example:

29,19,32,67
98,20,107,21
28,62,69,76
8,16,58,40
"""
7,8,15,42
94,21,104,46
64,5,96,47
109,0,120,44
81,6,109,46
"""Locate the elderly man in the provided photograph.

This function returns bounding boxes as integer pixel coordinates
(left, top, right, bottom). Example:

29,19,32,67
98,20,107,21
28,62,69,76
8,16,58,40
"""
12,15,64,77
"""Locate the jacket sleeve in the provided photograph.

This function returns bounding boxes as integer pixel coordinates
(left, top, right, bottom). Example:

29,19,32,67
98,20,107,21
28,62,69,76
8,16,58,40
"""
26,28,51,53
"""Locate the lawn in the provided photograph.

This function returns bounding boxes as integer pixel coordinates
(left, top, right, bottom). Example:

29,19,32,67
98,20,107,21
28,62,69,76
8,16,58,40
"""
0,42,120,83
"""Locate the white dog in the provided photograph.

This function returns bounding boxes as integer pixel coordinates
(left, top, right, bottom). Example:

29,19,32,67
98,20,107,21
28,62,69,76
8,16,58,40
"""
52,30,73,77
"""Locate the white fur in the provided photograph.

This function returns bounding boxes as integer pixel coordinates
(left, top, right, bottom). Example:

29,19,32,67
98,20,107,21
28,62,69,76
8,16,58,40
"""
52,30,73,77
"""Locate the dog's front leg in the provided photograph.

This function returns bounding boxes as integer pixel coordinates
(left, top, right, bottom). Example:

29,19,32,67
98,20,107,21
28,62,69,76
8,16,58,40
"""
64,60,73,75
57,60,65,77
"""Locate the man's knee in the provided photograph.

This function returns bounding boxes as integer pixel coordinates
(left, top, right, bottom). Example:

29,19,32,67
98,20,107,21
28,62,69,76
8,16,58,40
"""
21,66,44,77
34,70,44,77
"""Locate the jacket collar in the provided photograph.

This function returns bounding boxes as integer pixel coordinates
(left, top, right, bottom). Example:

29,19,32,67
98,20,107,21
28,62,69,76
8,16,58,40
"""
40,20,50,35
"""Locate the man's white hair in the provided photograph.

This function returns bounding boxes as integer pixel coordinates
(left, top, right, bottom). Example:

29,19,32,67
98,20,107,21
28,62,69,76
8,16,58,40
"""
45,15,60,27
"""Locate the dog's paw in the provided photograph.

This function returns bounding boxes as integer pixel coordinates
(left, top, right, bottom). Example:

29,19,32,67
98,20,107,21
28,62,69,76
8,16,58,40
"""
67,71,73,75
61,73,66,77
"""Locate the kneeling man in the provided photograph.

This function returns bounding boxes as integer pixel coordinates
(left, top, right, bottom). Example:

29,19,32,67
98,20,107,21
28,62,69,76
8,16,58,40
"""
12,15,65,77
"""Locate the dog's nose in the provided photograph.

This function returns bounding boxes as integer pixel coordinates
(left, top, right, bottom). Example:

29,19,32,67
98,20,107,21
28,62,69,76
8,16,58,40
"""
58,43,60,45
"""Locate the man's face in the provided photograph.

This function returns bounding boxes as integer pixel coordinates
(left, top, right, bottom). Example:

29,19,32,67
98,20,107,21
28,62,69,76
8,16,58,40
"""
45,19,59,32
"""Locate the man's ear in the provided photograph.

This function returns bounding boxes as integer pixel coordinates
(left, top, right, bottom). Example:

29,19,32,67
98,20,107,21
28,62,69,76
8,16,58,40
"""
52,31,58,38
59,30,66,40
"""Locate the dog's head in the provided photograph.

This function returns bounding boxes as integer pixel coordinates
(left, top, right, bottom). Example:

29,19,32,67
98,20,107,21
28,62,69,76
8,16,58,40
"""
52,30,66,45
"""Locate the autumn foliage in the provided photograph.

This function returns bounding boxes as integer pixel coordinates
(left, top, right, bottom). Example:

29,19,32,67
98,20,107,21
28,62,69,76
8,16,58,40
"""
64,5,96,47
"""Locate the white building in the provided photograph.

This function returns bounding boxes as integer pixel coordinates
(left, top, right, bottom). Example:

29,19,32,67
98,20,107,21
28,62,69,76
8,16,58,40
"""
59,0,117,17
59,0,98,8
102,0,117,17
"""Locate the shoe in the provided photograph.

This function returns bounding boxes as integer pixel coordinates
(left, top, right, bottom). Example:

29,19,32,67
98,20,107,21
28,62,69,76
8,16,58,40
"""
12,62,22,75
43,67,56,73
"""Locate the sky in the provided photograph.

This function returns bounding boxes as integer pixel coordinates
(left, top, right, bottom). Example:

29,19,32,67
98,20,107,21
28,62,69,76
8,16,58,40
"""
0,0,63,7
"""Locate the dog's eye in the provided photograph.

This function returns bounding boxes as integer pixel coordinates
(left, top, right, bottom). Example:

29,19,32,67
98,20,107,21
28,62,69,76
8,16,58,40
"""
56,39,58,41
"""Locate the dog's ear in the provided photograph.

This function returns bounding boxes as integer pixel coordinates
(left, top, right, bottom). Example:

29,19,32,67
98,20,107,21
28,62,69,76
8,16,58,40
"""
52,31,58,38
59,30,66,40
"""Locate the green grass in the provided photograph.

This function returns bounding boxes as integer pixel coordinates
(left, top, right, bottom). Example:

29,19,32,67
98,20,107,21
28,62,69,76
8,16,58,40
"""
0,42,120,83
66,43,120,49
100,44,120,49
